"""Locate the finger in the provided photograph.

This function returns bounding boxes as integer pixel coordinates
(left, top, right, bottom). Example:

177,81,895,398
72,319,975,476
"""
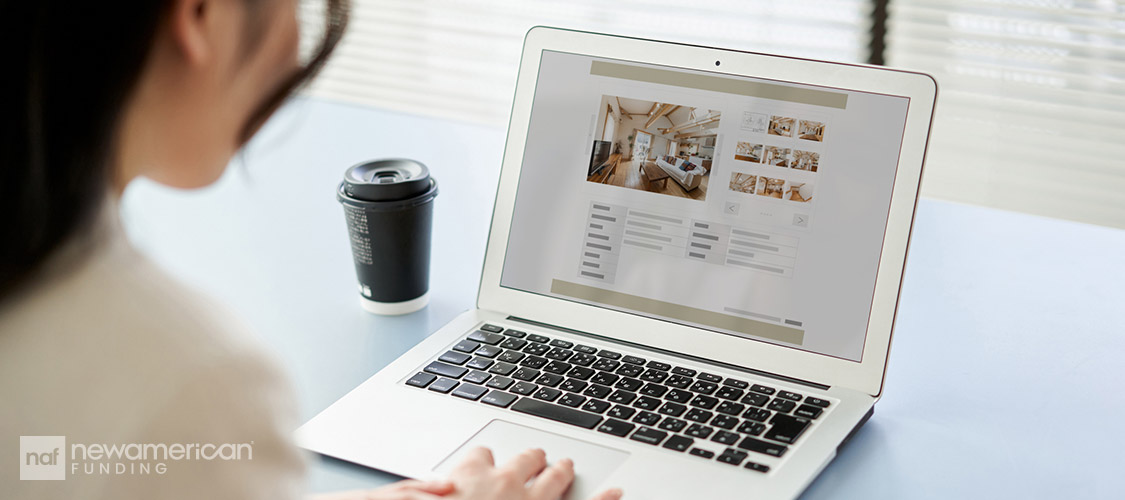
528,457,576,500
453,446,495,473
589,487,625,500
500,448,548,483
390,479,455,495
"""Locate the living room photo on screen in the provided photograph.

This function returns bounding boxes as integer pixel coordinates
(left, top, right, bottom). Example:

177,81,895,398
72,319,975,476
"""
586,95,721,202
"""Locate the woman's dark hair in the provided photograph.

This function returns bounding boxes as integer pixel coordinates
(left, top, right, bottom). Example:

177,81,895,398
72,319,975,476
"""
0,0,349,300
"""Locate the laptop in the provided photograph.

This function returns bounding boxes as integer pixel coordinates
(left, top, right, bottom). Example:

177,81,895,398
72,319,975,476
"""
297,27,936,499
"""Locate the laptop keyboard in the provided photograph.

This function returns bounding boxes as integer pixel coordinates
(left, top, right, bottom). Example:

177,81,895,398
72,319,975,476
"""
404,324,833,474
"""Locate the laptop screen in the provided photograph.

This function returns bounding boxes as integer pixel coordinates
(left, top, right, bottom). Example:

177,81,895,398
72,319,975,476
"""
500,50,910,362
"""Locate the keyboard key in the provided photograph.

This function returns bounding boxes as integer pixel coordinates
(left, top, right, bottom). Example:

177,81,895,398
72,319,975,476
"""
523,343,550,356
481,391,517,408
633,396,661,410
558,392,586,408
583,384,612,399
480,324,504,333
488,362,517,376
688,448,715,459
640,383,668,398
666,375,693,389
657,402,687,417
640,369,669,383
519,355,547,369
711,414,739,430
503,329,526,338
717,448,748,466
737,436,788,457
499,351,525,363
476,345,502,358
597,418,635,437
570,353,596,366
550,339,574,348
593,371,620,386
646,361,672,371
671,367,697,377
662,435,694,452
657,417,687,432
690,395,719,410
510,382,538,395
425,361,468,379
685,424,713,439
574,344,598,354
768,399,796,413
741,393,769,407
765,413,811,444
716,401,746,416
666,389,694,404
566,366,595,380
439,351,471,365
615,364,642,378
806,397,831,408
698,372,722,383
535,373,564,387
466,357,494,370
560,379,588,393
684,408,713,423
429,378,458,393
633,411,661,426
580,399,611,414
512,368,540,381
546,348,575,361
511,399,603,429
712,430,740,445
608,390,637,405
622,355,646,365
464,370,491,384
716,386,744,401
403,371,437,390
743,407,771,422
778,390,803,402
597,350,622,360
467,331,504,345
750,384,776,395
629,427,667,446
499,338,528,350
689,381,718,395
723,378,749,389
485,376,515,390
744,461,770,473
527,334,550,343
452,384,488,401
543,361,572,375
737,420,766,436
453,340,481,353
794,404,824,419
608,405,636,420
534,387,561,402
615,377,643,392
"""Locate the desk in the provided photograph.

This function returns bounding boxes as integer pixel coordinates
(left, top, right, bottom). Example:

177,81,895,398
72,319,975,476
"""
121,98,1125,499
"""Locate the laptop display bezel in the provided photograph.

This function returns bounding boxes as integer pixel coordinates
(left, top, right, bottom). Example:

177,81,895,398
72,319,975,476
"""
477,27,936,396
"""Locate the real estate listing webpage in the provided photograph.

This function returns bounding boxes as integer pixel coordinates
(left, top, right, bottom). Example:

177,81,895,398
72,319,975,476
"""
501,50,910,361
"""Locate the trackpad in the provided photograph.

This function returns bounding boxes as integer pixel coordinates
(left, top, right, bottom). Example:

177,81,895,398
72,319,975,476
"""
433,420,629,499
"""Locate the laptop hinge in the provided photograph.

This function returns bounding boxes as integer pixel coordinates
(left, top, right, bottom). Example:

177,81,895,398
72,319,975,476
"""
507,315,830,391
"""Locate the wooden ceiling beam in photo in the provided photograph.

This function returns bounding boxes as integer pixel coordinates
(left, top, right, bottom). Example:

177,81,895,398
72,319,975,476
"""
664,112,720,135
645,103,675,129
674,130,718,140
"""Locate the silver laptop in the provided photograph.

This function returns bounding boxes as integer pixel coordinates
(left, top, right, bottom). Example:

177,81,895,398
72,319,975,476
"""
297,27,936,499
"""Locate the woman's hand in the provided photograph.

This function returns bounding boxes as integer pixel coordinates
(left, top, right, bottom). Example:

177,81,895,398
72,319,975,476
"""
310,447,623,500
441,447,622,500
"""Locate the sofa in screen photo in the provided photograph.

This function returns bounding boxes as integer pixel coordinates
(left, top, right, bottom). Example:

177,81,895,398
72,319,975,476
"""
654,155,706,191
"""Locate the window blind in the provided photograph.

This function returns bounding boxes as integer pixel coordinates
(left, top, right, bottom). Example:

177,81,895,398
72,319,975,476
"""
887,0,1125,228
301,0,874,128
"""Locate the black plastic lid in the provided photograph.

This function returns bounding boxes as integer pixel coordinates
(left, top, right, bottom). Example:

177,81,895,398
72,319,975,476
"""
342,159,431,202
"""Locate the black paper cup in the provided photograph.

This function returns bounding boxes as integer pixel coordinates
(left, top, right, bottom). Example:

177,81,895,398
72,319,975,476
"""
338,159,438,315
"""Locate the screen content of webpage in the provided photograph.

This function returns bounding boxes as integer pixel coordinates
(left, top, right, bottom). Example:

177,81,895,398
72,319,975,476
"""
500,50,910,361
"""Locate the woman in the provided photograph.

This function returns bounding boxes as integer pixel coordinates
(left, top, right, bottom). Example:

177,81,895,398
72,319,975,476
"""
0,1,623,499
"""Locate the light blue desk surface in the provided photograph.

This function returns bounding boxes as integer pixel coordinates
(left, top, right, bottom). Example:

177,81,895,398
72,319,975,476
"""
121,98,1125,499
